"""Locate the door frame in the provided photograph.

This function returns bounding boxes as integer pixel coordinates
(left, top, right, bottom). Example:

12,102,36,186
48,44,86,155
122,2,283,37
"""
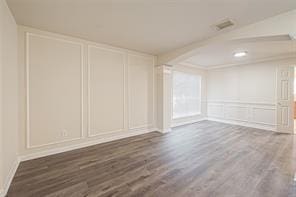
292,65,296,135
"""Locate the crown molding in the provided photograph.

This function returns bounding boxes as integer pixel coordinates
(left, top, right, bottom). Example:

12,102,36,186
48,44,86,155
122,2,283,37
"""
177,62,208,70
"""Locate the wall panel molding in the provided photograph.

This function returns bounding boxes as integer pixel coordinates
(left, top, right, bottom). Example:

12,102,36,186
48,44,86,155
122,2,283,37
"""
224,105,249,122
87,45,126,137
128,53,155,131
20,26,156,157
207,103,224,118
26,32,84,149
19,128,157,162
207,100,276,131
251,107,276,125
207,100,276,106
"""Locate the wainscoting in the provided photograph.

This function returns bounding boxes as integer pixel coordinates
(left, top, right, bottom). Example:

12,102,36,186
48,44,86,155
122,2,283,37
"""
88,45,126,137
18,26,157,160
26,32,84,148
207,100,276,131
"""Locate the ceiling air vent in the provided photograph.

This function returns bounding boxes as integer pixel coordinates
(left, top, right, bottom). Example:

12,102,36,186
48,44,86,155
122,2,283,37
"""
214,19,235,31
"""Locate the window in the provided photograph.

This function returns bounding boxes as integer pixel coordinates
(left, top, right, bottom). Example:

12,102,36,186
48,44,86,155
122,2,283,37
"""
172,71,201,119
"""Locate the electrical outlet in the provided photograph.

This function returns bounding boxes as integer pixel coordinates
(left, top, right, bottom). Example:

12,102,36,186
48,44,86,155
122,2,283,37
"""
61,129,68,137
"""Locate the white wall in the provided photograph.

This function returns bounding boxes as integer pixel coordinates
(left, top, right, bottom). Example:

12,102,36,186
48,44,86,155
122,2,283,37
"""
294,70,296,101
171,64,207,127
207,58,296,130
0,0,19,195
18,26,156,160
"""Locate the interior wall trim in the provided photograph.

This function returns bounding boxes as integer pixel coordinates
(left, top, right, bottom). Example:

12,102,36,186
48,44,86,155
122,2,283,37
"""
127,53,155,130
87,45,126,137
207,100,276,106
251,107,277,126
207,117,276,131
129,124,154,131
171,117,207,128
25,32,84,149
151,57,156,129
19,128,157,162
21,26,156,155
207,100,276,129
224,105,249,122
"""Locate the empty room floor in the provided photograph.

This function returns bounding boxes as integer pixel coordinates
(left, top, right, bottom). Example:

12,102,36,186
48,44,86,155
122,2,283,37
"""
7,121,296,197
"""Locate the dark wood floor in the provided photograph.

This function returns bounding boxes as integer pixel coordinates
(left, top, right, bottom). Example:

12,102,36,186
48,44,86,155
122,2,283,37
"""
7,121,296,197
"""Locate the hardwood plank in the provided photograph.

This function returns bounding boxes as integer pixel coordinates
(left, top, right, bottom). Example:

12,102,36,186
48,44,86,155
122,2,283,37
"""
6,121,296,197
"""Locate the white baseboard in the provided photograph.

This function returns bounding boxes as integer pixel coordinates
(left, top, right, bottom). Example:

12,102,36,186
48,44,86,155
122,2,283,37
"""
0,158,20,197
171,118,207,128
156,128,172,133
19,128,157,162
19,118,275,162
207,117,276,131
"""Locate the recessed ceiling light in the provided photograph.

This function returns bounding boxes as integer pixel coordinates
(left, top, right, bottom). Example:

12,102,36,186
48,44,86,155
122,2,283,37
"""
234,51,247,57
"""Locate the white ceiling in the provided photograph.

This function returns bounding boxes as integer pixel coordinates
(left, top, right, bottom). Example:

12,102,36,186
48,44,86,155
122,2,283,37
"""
6,0,296,55
182,40,296,68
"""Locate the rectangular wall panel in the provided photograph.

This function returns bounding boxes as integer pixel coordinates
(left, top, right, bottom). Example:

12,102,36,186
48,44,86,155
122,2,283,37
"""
252,107,276,125
207,101,276,130
27,33,83,148
88,46,125,136
208,104,224,118
224,105,249,121
128,54,154,129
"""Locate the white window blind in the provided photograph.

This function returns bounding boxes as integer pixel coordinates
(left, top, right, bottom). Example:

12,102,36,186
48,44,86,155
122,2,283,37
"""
172,71,201,119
